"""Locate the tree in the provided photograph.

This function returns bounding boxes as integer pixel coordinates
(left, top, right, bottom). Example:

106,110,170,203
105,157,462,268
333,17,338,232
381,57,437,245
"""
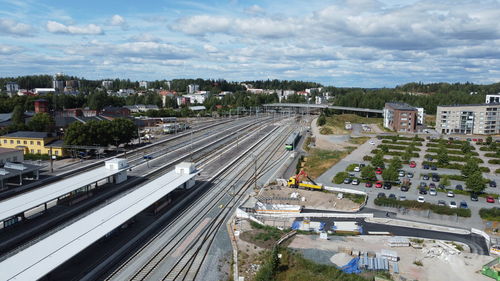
486,136,493,145
462,158,480,178
28,113,54,132
11,104,24,125
382,167,398,182
371,152,384,168
440,175,451,187
361,165,376,181
380,145,389,153
317,115,326,126
461,142,472,154
465,171,486,194
437,147,449,165
402,151,412,162
110,118,137,145
390,156,402,170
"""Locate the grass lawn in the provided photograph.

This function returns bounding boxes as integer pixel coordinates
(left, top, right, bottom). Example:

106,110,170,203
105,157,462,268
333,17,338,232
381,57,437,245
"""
302,148,355,179
320,114,383,135
426,114,436,127
349,136,370,145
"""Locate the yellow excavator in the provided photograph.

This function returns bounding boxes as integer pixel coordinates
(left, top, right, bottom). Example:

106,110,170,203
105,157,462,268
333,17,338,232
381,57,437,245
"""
288,170,323,190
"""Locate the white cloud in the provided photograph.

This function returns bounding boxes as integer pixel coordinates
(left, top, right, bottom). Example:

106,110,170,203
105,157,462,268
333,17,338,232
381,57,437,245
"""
0,44,23,55
0,18,34,36
203,44,218,53
46,21,104,35
244,5,265,15
110,14,129,30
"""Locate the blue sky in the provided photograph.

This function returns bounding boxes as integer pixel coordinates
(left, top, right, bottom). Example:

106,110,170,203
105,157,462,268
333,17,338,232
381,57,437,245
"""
0,0,499,87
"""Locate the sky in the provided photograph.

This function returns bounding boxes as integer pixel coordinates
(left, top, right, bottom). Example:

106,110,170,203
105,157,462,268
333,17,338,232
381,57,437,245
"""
0,0,499,87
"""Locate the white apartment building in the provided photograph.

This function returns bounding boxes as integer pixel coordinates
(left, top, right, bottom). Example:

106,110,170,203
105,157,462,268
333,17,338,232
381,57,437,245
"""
485,94,500,104
187,84,199,94
139,81,149,89
102,80,113,89
436,103,500,135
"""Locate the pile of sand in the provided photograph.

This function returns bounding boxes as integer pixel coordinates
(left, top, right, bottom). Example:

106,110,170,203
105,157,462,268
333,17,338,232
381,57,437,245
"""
330,252,352,267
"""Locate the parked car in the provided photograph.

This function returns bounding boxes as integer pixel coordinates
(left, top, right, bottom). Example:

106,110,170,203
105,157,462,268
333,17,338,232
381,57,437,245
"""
423,164,430,169
389,194,397,200
360,163,366,168
449,201,457,208
376,168,383,174
409,161,416,168
447,191,455,197
383,182,392,190
431,165,437,170
486,196,495,203
466,138,472,141
417,196,425,203
352,179,360,185
429,188,437,196
455,184,463,191
423,174,429,180
490,181,497,188
420,182,427,188
399,195,407,201
438,184,446,190
419,188,428,195
400,186,409,192
429,183,436,188
470,193,479,201
377,192,386,198
365,182,373,188
398,170,405,177
437,200,446,206
432,175,440,182
459,201,468,209
369,140,375,145
354,166,361,172
407,172,414,178
375,181,383,188
344,178,352,184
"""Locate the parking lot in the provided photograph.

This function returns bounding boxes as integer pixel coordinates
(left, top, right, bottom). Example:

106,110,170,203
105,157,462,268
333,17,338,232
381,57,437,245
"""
315,136,500,228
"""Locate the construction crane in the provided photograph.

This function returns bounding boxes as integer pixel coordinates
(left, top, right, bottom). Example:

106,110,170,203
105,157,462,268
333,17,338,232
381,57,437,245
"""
288,170,323,190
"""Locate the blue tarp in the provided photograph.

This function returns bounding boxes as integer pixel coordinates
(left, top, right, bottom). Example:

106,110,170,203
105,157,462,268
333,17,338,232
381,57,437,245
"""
319,222,326,231
291,221,301,230
341,257,361,274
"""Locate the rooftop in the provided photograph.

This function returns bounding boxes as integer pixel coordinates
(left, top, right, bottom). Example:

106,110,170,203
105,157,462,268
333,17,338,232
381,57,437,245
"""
0,147,22,154
438,103,500,108
385,102,417,111
1,131,53,139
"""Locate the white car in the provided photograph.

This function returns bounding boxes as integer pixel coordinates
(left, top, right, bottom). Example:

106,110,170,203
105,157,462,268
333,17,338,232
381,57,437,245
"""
417,196,425,203
369,140,375,145
447,191,455,197
354,166,361,172
352,179,360,185
399,195,407,201
449,201,457,208
429,188,437,196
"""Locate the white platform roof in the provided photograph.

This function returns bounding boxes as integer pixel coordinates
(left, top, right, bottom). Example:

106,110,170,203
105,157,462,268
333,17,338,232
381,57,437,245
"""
0,167,197,280
0,164,127,222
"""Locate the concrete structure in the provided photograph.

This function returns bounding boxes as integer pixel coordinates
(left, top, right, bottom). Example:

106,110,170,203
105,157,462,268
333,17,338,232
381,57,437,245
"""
0,131,65,156
124,104,159,113
0,148,23,164
383,102,418,132
187,84,199,94
486,94,500,104
183,92,208,104
102,80,113,89
263,103,383,115
436,103,500,135
0,162,197,281
5,82,19,95
139,81,149,89
65,80,79,89
33,88,55,95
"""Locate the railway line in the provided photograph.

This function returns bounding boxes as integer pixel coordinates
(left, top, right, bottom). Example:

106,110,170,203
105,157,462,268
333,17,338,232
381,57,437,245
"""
0,116,277,260
102,120,293,281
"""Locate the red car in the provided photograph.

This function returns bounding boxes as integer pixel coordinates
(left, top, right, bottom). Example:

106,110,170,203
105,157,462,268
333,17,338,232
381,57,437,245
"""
375,181,383,188
365,182,373,188
376,168,383,174
409,161,416,168
472,138,478,142
486,196,495,203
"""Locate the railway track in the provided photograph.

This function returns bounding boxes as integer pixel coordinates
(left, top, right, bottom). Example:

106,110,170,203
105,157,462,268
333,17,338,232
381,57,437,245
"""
104,121,293,281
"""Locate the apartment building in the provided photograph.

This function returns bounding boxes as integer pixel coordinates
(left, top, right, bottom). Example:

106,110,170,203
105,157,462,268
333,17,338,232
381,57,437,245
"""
383,102,423,132
436,103,500,135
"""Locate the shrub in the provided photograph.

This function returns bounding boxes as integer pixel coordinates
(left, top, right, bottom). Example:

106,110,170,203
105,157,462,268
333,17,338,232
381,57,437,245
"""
363,155,373,161
379,136,424,141
485,153,500,158
24,153,52,161
480,146,495,151
421,161,490,172
496,168,500,174
489,159,500,164
346,163,358,172
333,172,349,184
374,197,471,217
426,148,479,156
423,154,483,163
479,208,500,221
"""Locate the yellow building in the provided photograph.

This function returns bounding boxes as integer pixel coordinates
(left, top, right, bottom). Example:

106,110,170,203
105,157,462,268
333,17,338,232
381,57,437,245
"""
0,131,66,156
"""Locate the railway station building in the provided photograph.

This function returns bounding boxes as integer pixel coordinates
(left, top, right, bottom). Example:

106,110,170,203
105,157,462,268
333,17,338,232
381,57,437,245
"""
0,131,66,156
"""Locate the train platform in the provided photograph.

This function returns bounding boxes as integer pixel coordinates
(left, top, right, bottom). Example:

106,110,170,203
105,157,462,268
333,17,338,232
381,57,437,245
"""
0,162,197,281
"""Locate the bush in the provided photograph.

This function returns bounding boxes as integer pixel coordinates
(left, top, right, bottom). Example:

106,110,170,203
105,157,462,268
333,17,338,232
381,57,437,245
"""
479,208,500,221
489,159,500,164
480,146,495,151
496,168,500,174
372,149,419,158
485,152,500,158
426,148,479,156
377,144,420,151
346,163,358,172
381,140,423,146
333,172,349,184
374,197,471,217
421,161,490,172
363,155,372,161
427,143,473,150
379,136,424,141
24,153,52,161
424,154,483,163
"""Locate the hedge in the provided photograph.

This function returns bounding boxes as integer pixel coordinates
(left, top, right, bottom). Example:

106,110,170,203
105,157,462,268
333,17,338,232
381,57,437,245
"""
372,149,419,158
363,155,373,161
496,168,500,174
489,159,500,164
480,147,496,151
421,161,490,172
379,136,424,141
377,144,421,151
374,197,471,217
429,139,468,145
479,207,500,221
24,153,53,161
426,148,479,156
426,143,474,150
484,152,500,158
423,154,483,163
333,172,349,184
381,140,423,146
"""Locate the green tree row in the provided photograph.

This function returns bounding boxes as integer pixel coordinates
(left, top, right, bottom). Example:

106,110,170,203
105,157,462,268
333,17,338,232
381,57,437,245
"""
63,118,137,147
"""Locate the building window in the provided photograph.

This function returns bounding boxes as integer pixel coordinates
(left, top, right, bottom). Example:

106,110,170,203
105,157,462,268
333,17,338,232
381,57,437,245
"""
24,141,27,144
37,149,41,154
3,140,6,144
30,141,33,145
10,140,13,144
16,140,20,144
55,150,59,155
13,156,17,161
37,141,41,145
30,149,34,153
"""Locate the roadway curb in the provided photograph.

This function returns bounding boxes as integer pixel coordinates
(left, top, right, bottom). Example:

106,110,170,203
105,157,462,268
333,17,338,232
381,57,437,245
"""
365,217,471,235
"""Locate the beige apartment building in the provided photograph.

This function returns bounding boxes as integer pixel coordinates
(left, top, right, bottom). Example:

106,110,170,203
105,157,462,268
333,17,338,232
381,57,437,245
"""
436,103,500,135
